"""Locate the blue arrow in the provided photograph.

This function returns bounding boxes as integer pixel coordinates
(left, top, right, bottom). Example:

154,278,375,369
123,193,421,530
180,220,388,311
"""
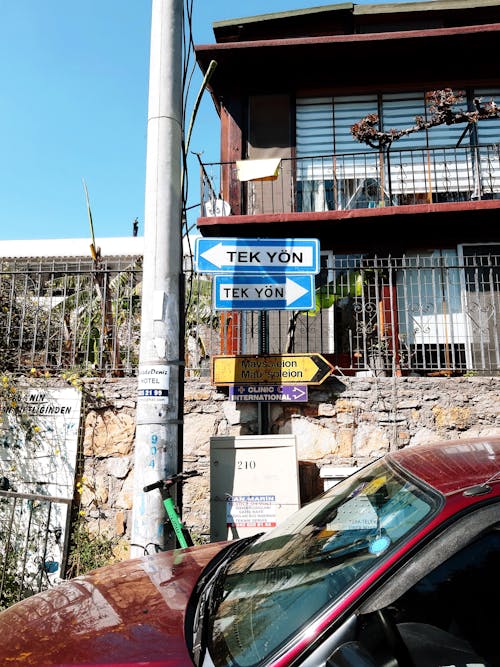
213,274,315,311
195,237,320,274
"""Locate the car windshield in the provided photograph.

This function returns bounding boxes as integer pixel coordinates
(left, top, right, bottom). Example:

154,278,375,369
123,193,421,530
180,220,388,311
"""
207,457,441,667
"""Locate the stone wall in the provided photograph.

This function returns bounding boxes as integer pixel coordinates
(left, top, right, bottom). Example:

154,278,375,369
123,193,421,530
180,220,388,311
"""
78,375,500,556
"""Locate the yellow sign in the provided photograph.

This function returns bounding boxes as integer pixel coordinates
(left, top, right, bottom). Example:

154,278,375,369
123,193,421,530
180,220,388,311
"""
211,353,334,386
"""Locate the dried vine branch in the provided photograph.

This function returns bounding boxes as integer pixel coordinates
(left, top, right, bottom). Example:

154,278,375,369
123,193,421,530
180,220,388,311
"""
351,88,500,149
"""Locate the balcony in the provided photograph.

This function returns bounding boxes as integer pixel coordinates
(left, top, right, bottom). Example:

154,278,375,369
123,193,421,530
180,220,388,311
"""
198,143,500,229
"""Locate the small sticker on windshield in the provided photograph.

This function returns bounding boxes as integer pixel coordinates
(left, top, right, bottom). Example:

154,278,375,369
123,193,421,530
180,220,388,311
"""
368,535,391,555
327,495,378,531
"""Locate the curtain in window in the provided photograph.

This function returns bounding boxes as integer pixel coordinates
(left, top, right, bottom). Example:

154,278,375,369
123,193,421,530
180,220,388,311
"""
396,250,467,374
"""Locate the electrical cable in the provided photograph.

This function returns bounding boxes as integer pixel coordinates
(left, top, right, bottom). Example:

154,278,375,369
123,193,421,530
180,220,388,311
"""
181,0,197,320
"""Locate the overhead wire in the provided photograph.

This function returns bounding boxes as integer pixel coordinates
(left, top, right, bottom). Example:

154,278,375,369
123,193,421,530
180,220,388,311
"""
181,0,200,322
182,0,196,234
180,1,219,324
180,0,193,315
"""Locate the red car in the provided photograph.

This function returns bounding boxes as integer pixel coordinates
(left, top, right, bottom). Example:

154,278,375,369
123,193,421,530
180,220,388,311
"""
1,436,499,666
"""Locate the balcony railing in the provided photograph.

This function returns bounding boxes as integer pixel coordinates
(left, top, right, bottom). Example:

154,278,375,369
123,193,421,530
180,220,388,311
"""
200,144,500,217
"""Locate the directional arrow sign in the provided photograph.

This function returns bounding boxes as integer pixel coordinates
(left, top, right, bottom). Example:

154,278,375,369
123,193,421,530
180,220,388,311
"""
213,274,315,310
195,237,320,274
229,385,308,402
212,353,334,386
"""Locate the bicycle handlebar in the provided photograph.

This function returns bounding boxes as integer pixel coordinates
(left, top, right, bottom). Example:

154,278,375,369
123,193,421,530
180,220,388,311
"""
143,470,200,493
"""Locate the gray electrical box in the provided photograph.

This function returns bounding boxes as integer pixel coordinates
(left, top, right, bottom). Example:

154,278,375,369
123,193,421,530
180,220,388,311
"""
210,434,300,542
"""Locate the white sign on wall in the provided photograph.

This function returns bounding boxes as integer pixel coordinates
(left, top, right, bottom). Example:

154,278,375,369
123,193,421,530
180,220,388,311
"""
210,434,300,541
0,387,81,498
0,387,82,586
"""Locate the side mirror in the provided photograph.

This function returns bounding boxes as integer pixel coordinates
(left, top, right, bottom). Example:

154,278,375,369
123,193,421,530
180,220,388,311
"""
327,641,378,667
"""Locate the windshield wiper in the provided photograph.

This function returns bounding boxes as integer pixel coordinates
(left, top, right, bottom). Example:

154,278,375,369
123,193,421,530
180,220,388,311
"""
192,534,262,666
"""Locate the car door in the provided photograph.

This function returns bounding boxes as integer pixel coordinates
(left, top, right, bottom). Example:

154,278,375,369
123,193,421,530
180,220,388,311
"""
297,502,500,667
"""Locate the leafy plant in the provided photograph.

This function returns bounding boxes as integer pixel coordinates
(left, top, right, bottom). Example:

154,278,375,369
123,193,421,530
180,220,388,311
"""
0,546,34,610
66,519,117,578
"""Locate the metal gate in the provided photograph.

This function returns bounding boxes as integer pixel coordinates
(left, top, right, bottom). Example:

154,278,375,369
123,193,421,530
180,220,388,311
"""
0,488,72,610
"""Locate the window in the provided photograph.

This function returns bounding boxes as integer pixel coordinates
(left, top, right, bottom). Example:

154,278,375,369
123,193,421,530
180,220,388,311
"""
396,249,468,373
360,528,500,666
296,88,498,210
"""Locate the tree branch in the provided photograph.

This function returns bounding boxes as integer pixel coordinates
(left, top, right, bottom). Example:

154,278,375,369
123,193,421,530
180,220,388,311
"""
351,88,500,149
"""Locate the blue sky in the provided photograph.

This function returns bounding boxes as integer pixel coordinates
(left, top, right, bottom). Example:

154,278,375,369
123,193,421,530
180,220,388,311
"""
0,1,377,241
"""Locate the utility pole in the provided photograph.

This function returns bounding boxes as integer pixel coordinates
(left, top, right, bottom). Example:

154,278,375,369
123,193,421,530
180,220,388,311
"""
131,0,184,558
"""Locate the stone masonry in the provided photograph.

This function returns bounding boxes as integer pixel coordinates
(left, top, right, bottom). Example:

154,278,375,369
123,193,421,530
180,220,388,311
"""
75,374,500,558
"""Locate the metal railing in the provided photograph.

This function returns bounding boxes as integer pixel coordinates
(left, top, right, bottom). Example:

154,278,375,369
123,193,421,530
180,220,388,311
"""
1,252,498,377
200,144,500,217
0,256,142,375
0,489,72,609
186,252,500,377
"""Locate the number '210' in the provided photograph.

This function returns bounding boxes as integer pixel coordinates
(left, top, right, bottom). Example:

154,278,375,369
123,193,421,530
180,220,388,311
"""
237,460,256,470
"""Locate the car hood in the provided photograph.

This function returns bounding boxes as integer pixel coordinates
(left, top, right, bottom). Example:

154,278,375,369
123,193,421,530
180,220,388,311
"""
0,541,227,667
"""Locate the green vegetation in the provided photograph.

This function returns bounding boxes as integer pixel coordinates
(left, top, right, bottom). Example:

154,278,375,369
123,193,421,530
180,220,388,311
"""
66,519,117,578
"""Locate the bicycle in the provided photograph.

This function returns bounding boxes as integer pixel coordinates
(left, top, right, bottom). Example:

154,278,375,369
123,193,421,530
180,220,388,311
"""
143,470,200,549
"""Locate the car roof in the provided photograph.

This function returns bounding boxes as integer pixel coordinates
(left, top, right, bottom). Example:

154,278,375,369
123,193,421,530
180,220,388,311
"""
388,436,500,496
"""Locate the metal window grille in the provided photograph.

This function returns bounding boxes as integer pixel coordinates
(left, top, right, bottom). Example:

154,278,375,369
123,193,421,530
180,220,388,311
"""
1,252,498,377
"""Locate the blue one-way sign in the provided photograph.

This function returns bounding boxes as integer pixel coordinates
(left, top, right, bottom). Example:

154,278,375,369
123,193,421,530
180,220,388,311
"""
213,274,315,311
195,237,320,274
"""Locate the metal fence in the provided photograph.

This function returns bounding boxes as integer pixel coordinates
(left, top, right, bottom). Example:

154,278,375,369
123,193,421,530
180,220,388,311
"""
0,251,498,608
1,251,499,377
0,256,142,376
200,144,500,217
187,252,500,377
0,489,72,609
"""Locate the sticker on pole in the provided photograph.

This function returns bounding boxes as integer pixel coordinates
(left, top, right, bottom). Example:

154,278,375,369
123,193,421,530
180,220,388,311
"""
138,365,170,403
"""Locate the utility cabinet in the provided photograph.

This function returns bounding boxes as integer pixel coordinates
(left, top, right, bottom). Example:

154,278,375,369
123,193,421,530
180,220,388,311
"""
210,434,300,542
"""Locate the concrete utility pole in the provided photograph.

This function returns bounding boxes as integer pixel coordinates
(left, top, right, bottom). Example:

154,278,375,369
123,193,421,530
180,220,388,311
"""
131,0,184,558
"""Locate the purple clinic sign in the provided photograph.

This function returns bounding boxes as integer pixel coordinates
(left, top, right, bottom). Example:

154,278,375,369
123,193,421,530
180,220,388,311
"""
229,385,308,403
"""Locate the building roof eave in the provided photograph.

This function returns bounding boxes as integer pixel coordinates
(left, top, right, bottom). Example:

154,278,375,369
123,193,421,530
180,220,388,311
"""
196,20,500,58
195,22,500,95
